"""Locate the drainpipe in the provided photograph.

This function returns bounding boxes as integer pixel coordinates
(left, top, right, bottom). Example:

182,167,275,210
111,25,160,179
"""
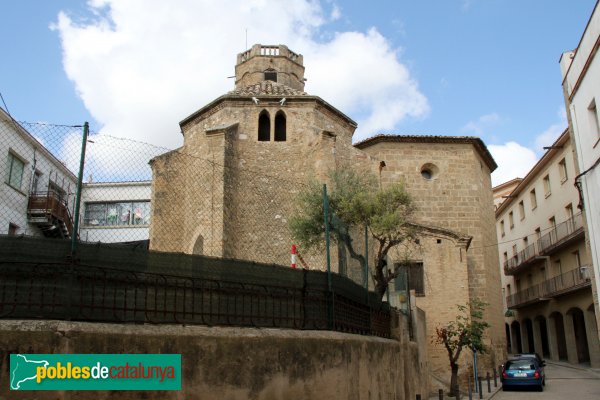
573,155,600,210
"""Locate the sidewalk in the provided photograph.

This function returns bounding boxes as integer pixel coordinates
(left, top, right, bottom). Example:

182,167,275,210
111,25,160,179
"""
544,359,600,378
428,384,501,400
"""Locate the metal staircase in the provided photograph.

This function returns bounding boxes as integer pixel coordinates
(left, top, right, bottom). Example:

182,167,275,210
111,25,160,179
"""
27,191,74,239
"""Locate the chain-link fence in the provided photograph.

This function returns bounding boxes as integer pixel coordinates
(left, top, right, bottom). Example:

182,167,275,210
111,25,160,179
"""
1,113,397,334
0,115,375,277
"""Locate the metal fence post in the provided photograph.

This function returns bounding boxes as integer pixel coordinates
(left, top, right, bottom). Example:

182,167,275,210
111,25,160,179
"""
364,224,369,292
438,388,444,399
478,375,483,399
486,371,491,393
70,122,89,256
468,374,472,400
322,184,333,329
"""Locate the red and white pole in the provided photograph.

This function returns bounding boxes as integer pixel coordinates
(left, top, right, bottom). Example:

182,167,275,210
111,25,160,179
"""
291,244,297,269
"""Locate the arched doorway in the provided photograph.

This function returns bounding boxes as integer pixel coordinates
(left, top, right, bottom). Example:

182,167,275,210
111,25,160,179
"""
505,323,512,353
535,315,550,358
550,312,568,361
192,234,204,255
524,318,535,353
511,321,522,353
568,307,590,364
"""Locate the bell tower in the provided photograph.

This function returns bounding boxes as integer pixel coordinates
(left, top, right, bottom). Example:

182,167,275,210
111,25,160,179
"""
235,44,305,91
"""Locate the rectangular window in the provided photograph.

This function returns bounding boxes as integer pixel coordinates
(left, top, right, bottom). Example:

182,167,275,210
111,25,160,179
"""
500,220,505,237
503,252,508,263
31,170,42,194
519,201,525,220
509,211,514,229
6,152,25,190
523,237,529,247
512,244,517,257
589,99,600,141
558,158,568,183
565,203,574,220
543,174,551,197
84,201,151,226
573,250,581,268
535,227,541,240
530,189,537,210
395,262,424,296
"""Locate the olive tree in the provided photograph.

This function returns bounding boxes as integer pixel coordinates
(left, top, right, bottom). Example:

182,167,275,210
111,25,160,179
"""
288,168,418,299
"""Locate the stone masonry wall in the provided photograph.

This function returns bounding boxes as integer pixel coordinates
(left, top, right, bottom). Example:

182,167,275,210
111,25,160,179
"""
151,97,377,269
361,141,506,378
0,310,429,400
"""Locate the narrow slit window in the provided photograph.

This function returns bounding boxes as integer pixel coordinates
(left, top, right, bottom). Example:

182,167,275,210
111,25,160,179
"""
274,111,286,141
258,111,270,141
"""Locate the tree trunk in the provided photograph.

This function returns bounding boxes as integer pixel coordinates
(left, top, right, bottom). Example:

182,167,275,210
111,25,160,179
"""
449,362,459,397
373,258,387,299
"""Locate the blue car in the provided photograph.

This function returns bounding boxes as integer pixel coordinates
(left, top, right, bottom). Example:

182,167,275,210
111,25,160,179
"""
501,358,545,391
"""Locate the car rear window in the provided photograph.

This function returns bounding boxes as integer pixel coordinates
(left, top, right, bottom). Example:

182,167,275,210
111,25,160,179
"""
506,360,536,370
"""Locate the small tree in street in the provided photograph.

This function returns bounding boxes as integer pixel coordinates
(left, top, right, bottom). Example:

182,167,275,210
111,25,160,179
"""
434,300,490,398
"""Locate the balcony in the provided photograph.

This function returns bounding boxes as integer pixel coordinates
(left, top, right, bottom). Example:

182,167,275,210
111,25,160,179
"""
27,191,74,239
538,213,584,255
504,213,584,276
504,241,541,275
506,266,591,309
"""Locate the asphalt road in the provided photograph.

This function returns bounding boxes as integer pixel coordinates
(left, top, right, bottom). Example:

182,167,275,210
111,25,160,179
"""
493,362,600,400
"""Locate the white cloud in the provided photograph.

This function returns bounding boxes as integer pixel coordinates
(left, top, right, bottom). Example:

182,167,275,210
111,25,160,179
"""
488,142,538,186
461,112,501,136
54,0,428,150
533,106,567,154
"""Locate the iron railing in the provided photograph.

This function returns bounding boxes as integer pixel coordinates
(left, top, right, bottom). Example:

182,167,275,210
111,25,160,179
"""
506,266,591,309
0,261,390,338
27,190,74,237
538,213,583,254
504,213,584,275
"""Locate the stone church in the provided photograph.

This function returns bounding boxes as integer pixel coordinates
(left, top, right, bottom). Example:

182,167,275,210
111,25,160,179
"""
149,44,505,381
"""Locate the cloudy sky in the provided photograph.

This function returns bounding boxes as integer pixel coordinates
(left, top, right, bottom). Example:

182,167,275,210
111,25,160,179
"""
0,0,596,185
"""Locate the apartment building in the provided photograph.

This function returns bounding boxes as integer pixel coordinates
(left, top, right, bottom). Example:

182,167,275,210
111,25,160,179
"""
1,108,77,238
496,129,600,366
560,0,600,338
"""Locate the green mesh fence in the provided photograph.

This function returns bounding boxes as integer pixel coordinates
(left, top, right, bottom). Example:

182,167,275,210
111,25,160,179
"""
0,235,389,336
0,116,328,270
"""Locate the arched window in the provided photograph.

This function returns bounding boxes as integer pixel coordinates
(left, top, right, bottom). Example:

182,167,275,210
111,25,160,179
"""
274,111,286,141
258,111,270,141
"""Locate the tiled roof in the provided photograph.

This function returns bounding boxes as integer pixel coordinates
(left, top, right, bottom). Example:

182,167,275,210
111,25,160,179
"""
354,134,497,172
229,81,307,97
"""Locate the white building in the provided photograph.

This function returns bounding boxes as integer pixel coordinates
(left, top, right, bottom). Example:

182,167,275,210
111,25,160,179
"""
80,181,151,244
560,1,600,337
1,108,77,238
495,129,600,366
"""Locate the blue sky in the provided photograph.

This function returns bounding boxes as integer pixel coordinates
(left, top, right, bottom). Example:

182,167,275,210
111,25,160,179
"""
0,0,597,184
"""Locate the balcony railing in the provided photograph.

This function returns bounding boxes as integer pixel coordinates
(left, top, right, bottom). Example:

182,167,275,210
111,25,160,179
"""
504,241,539,274
504,213,584,275
506,266,591,309
538,213,583,254
27,191,74,238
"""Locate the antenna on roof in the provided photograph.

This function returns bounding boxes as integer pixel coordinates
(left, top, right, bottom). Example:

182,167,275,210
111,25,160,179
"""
245,28,248,50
